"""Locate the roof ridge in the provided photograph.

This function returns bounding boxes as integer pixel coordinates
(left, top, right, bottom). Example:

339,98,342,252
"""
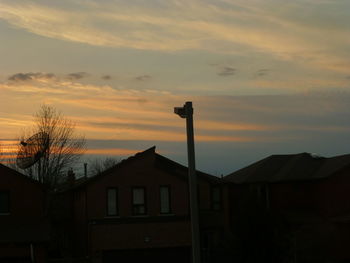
68,146,157,190
117,145,155,165
225,152,350,184
270,152,310,157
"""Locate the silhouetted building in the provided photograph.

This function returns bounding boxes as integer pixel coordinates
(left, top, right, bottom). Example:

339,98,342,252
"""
225,152,350,263
8,146,350,263
66,146,229,263
0,163,49,263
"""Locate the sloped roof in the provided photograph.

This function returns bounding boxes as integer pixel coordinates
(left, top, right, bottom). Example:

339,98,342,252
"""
67,146,157,189
154,152,221,184
72,146,220,189
0,163,43,186
225,153,350,184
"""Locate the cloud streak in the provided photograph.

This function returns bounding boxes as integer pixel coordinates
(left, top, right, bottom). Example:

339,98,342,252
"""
217,67,236,76
1,74,350,173
135,75,152,81
66,72,89,80
1,75,350,145
85,148,139,156
101,75,112,80
8,72,56,82
0,0,349,74
255,69,269,77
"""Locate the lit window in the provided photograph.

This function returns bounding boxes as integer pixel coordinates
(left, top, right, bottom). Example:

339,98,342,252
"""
132,187,146,215
0,191,10,214
160,186,171,214
106,188,118,216
211,187,222,210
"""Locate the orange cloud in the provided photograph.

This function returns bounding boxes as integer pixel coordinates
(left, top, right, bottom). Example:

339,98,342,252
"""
85,148,139,156
197,120,271,132
2,77,350,148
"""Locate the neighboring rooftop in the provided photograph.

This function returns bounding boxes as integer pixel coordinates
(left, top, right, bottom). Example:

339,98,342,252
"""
225,152,350,184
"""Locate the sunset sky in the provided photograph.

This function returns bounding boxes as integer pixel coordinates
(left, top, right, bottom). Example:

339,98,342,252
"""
1,0,350,176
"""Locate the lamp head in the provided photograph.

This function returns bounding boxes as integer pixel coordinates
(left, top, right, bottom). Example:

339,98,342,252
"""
174,106,187,118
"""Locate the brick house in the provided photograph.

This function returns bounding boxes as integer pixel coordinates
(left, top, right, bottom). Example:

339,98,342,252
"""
225,152,350,263
68,146,229,263
0,163,50,263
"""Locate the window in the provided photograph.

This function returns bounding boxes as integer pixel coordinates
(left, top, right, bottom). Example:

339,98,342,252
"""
160,186,171,214
0,191,10,214
251,184,270,209
106,188,118,216
132,187,146,215
211,187,222,210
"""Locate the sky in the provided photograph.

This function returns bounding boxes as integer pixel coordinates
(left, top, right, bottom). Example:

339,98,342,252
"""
0,0,350,176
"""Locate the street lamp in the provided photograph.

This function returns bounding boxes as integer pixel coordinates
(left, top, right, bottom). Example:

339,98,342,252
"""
174,101,201,263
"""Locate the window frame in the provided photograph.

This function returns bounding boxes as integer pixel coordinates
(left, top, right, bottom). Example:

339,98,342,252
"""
132,187,147,216
0,190,10,215
159,185,171,214
106,187,119,217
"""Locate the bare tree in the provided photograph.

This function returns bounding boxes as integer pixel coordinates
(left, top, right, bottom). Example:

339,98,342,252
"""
88,157,120,176
17,105,86,187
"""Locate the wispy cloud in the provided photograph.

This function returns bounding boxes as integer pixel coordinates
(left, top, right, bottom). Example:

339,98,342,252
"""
0,0,349,73
217,67,236,76
8,72,56,82
66,72,89,80
85,148,138,156
101,75,112,80
135,75,152,81
1,74,350,173
254,69,270,77
1,74,350,146
7,72,91,83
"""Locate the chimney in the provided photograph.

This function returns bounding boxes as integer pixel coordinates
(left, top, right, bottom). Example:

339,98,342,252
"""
67,168,75,185
84,163,88,178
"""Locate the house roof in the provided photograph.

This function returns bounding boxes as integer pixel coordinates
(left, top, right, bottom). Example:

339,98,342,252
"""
71,146,220,189
154,153,221,184
69,146,157,189
225,152,350,184
0,163,44,187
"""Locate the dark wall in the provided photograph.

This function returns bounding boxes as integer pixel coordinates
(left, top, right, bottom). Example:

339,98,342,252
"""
0,166,45,219
71,151,228,261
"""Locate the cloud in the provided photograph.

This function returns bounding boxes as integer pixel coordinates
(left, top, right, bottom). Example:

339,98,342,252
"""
217,67,236,76
66,72,89,80
135,75,152,81
1,1,349,74
255,69,270,77
2,74,350,145
85,148,138,156
8,72,55,82
7,72,91,83
102,75,112,80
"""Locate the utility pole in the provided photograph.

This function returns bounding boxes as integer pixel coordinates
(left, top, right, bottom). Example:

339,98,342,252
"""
174,101,201,263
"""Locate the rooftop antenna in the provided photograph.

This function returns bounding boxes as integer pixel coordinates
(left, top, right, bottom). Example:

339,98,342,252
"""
16,132,49,172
